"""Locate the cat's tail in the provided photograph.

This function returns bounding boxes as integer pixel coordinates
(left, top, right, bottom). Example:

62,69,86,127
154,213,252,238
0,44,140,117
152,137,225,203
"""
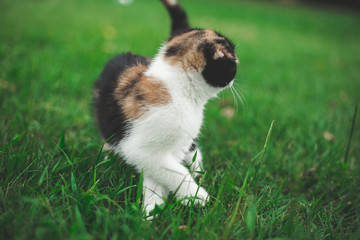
160,0,190,37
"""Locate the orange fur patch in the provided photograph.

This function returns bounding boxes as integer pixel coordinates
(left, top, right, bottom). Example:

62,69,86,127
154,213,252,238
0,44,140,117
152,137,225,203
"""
114,64,171,119
164,29,236,72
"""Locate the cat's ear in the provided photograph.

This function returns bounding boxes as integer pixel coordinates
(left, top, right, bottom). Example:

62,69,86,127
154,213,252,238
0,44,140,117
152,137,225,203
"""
213,50,225,60
200,42,238,63
213,49,239,64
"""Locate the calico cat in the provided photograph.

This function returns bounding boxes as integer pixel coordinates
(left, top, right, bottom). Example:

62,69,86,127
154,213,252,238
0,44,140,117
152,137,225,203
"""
94,0,239,218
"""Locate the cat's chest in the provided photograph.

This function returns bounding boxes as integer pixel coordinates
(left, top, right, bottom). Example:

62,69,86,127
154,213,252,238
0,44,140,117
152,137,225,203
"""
119,100,203,159
171,100,203,137
153,100,203,153
129,99,203,148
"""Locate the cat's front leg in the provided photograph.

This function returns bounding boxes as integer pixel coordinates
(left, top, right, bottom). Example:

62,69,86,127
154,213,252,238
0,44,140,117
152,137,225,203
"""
145,155,209,206
184,144,204,179
142,176,168,219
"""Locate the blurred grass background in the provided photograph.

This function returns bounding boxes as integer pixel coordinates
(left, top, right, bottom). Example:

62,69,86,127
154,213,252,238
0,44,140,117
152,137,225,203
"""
1,0,359,239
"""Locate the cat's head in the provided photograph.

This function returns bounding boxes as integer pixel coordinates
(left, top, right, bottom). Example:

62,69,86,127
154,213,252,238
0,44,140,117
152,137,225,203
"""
164,29,239,89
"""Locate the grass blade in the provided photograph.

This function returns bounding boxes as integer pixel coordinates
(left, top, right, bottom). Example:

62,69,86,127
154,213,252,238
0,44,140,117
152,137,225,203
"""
344,105,357,163
136,170,143,208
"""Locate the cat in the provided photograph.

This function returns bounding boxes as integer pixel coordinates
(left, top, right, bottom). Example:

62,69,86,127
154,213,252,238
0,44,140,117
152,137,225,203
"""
93,0,239,218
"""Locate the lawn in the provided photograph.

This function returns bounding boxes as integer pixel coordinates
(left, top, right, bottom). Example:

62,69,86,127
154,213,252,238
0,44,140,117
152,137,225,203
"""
1,0,359,239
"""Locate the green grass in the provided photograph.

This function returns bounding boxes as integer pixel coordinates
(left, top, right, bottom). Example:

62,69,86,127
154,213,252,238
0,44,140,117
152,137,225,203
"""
1,0,359,239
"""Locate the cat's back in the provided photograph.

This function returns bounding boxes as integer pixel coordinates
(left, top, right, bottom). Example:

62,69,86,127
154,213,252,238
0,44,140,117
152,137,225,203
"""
95,52,150,90
94,52,151,144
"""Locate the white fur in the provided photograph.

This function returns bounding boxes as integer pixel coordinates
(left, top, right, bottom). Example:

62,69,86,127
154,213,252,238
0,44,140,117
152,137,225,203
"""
113,48,225,217
165,0,178,7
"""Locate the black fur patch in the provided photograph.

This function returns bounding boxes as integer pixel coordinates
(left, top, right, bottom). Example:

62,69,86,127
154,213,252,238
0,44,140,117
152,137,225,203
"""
165,44,185,57
215,39,234,53
135,93,144,101
197,41,215,58
94,52,150,145
215,39,227,45
189,142,197,152
198,37,237,88
202,57,237,88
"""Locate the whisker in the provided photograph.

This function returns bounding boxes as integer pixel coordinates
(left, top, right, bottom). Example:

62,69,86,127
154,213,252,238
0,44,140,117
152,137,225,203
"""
234,82,244,99
229,86,239,114
233,85,243,105
232,81,247,110
229,87,235,112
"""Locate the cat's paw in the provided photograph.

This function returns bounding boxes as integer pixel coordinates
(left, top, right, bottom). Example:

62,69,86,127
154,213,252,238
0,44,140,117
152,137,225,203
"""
144,204,156,221
178,185,209,206
143,191,165,220
144,202,166,221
